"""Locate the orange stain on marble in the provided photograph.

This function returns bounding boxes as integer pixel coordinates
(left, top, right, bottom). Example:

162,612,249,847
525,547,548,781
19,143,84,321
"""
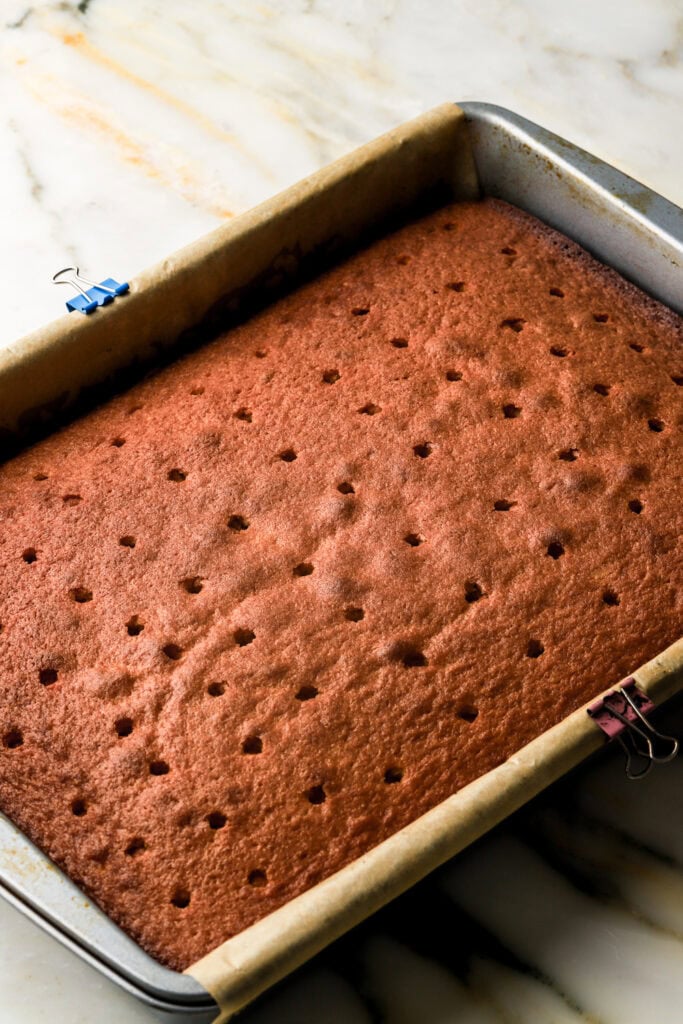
61,31,85,47
52,23,274,180
20,70,233,220
56,28,248,156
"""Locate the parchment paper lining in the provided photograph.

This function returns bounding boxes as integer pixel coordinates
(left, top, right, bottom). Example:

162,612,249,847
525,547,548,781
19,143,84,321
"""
1,102,680,1022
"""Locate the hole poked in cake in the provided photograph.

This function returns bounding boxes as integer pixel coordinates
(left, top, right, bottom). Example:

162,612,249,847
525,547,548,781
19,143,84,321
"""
293,562,314,577
593,313,609,323
170,889,190,909
248,869,267,887
502,404,522,419
126,616,144,637
593,383,611,397
549,346,570,358
207,681,225,697
34,472,48,481
71,798,87,817
182,576,204,595
493,499,516,512
358,403,381,416
648,418,665,433
242,735,262,755
167,468,187,482
401,647,428,669
500,318,525,333
445,369,463,382
71,586,93,603
404,532,425,547
344,607,364,622
228,514,250,531
413,442,433,459
546,541,565,560
396,254,411,264
549,287,564,297
446,281,465,292
119,535,136,548
630,343,645,353
111,437,126,448
384,767,403,784
628,499,644,514
207,811,227,830
279,448,297,462
602,589,620,607
91,853,112,873
559,448,579,462
337,481,355,495
672,375,683,386
390,337,409,348
464,581,484,604
162,643,183,661
190,384,206,394
2,729,23,749
62,494,82,506
526,639,545,658
22,548,37,564
234,407,253,422
124,838,146,856
352,307,369,316
295,684,318,701
500,246,517,256
39,668,58,686
234,628,255,647
115,717,133,738
457,705,479,723
149,759,170,776
322,369,340,384
306,784,326,805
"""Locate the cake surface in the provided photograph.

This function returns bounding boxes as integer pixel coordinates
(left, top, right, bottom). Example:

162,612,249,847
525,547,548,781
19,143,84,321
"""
0,198,681,970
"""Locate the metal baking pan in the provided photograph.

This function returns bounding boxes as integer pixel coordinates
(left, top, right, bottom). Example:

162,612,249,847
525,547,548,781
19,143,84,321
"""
1,102,681,1021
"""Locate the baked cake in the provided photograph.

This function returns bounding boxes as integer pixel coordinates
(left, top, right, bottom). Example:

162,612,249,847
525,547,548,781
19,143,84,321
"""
0,198,681,970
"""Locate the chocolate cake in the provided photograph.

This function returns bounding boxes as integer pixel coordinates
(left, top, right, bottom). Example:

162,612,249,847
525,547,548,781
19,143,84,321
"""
0,198,680,970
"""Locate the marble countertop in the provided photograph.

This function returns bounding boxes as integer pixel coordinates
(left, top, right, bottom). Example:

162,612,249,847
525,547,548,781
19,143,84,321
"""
1,1,682,1021
2,0,683,346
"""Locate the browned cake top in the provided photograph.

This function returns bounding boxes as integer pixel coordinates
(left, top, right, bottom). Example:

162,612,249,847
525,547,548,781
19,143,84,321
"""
0,198,681,970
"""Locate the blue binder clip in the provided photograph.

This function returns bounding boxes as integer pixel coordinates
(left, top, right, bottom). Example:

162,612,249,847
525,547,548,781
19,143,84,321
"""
53,267,129,315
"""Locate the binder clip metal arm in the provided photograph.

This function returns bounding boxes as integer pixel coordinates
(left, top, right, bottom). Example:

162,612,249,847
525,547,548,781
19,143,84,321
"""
588,679,679,780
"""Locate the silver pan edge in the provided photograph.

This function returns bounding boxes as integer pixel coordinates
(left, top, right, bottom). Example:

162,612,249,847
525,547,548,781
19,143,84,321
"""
1,102,681,1017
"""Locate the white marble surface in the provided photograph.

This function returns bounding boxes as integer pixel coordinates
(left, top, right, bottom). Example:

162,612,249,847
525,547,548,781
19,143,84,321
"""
0,1,682,1022
1,0,683,346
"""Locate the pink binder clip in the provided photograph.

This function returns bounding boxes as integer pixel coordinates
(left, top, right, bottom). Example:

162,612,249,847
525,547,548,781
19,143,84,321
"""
588,678,678,780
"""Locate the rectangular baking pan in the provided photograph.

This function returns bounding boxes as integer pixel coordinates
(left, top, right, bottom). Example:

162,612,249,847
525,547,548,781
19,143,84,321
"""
1,102,681,1022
